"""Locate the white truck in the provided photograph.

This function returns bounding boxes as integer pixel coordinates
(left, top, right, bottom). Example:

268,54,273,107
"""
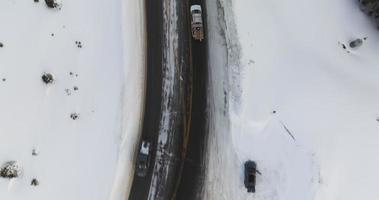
190,5,204,41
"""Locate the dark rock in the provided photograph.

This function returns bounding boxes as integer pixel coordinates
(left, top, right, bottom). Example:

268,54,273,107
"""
0,42,3,48
32,148,39,156
65,88,71,96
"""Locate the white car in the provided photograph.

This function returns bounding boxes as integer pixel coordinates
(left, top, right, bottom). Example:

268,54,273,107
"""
136,141,151,177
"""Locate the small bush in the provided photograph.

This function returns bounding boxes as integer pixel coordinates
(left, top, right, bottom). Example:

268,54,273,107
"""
31,178,39,186
359,0,379,26
70,113,79,120
0,161,21,179
42,73,54,84
45,0,58,8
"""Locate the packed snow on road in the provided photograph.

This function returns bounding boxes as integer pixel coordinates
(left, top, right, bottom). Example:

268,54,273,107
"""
0,0,145,200
205,0,379,200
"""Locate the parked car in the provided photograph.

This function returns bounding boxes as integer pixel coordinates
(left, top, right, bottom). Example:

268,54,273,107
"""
244,160,257,193
136,141,151,177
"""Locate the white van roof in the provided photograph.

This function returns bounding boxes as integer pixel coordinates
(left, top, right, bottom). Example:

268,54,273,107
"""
190,5,202,12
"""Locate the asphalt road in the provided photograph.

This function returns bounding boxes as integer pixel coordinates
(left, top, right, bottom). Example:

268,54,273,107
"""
173,0,208,199
128,0,207,199
128,0,163,199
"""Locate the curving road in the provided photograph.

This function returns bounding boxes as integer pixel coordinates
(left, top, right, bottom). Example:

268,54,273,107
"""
173,0,208,198
128,0,163,199
128,0,207,199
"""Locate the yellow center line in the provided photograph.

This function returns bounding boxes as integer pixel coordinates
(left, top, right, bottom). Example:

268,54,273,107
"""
170,0,194,198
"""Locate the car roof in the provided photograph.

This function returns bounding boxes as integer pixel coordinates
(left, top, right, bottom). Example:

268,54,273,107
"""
245,161,257,168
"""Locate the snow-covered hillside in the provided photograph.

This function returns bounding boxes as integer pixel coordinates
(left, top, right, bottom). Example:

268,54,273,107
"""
205,0,379,200
0,0,145,200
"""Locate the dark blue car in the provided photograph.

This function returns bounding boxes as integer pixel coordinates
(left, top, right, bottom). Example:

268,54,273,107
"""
244,161,257,193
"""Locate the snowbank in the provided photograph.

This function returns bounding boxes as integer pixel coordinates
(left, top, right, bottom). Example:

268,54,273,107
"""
0,0,145,200
110,0,145,199
205,0,379,199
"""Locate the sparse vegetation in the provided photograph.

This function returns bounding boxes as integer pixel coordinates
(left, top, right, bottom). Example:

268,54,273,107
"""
75,41,83,48
45,0,59,8
69,72,79,77
70,113,79,120
359,0,379,27
31,178,39,186
0,161,21,179
32,148,39,156
65,88,72,96
42,73,54,84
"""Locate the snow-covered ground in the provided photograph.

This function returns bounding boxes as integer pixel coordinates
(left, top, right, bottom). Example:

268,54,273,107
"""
0,0,144,200
205,0,379,200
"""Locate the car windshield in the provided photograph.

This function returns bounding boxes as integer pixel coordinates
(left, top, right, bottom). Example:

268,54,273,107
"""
138,153,148,162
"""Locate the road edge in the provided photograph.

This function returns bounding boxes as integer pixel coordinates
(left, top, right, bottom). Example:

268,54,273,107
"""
109,0,147,199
